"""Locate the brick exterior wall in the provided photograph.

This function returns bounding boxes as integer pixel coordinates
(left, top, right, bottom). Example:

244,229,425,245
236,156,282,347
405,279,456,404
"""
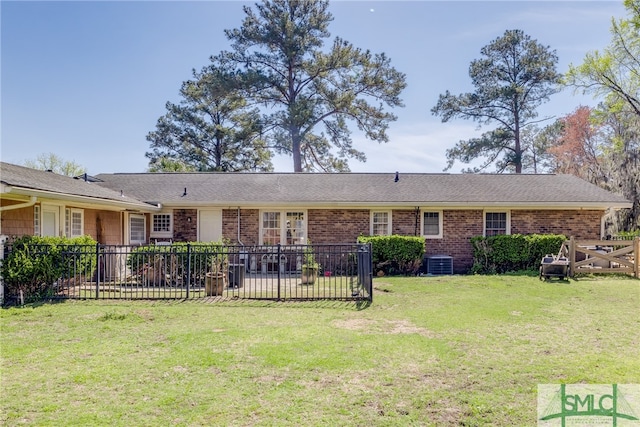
173,209,197,242
222,209,259,245
511,210,602,239
308,209,370,244
392,209,420,235
427,210,484,274
169,207,606,274
425,209,604,274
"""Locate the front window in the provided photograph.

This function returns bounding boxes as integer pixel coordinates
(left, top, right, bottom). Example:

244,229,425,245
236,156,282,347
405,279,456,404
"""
286,212,305,244
151,213,172,238
65,208,84,238
422,211,442,239
261,211,306,245
34,205,41,237
130,215,146,245
371,211,391,236
485,212,508,236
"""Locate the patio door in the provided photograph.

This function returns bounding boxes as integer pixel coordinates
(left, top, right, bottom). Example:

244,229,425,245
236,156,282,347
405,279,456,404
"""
198,209,222,242
42,205,61,237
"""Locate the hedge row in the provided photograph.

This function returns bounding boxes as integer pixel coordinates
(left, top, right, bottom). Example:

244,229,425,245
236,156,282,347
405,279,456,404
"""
471,234,566,274
358,235,425,276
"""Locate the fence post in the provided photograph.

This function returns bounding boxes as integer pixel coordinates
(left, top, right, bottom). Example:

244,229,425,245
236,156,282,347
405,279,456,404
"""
277,243,281,300
0,236,6,305
633,236,640,279
569,236,576,278
356,243,373,302
186,243,191,297
95,243,101,299
366,242,373,302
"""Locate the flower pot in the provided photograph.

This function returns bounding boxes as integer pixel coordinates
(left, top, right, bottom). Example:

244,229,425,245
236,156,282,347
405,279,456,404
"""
300,265,318,285
205,272,226,296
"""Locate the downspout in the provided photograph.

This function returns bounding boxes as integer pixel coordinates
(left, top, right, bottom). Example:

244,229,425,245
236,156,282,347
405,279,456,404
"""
0,196,38,212
237,207,243,246
237,207,248,272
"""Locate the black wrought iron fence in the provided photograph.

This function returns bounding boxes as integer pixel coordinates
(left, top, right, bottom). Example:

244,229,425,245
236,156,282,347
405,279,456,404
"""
4,243,372,302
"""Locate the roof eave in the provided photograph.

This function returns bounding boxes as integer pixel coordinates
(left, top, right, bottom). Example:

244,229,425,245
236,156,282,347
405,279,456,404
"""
153,200,633,210
2,186,161,212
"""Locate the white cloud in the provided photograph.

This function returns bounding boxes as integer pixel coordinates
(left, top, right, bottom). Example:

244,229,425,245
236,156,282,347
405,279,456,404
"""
349,122,481,173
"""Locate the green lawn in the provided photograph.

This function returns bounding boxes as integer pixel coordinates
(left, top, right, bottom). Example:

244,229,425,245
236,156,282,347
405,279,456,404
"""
1,275,638,426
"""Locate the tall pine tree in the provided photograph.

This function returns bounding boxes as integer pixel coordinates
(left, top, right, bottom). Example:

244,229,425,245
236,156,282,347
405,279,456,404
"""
432,29,561,173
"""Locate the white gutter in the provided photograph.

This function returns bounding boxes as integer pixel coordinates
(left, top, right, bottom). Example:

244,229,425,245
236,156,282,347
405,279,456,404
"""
157,201,633,210
3,187,160,212
0,196,37,212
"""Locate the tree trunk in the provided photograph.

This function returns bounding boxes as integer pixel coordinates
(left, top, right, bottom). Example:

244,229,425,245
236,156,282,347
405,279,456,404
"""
291,128,302,172
514,109,522,173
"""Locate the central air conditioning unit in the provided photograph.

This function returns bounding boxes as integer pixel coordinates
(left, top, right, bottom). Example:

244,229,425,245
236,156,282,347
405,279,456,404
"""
426,255,453,275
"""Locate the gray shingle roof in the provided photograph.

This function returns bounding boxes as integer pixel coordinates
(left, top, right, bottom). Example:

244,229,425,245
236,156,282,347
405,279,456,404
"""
1,162,157,210
93,172,631,209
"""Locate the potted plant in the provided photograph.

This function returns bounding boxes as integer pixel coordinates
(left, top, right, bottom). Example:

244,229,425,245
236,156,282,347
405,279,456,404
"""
300,241,319,285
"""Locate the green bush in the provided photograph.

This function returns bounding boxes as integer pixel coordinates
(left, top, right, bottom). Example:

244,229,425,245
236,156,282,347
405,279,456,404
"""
615,230,640,239
1,235,97,303
357,235,425,276
471,234,566,274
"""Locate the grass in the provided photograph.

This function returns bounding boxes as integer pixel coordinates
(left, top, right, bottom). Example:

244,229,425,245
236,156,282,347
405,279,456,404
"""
1,274,638,426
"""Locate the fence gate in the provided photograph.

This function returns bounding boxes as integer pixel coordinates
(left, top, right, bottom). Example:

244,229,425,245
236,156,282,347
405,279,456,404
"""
19,243,373,303
562,237,640,278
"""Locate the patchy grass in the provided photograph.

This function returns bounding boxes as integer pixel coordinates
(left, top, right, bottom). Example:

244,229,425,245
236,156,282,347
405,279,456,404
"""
1,275,638,426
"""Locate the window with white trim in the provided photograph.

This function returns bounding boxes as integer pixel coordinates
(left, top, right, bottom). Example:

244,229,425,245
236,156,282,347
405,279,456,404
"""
370,211,391,236
129,215,146,245
65,208,84,238
421,211,443,239
485,212,509,236
260,210,306,245
151,213,173,238
34,205,41,237
286,212,305,244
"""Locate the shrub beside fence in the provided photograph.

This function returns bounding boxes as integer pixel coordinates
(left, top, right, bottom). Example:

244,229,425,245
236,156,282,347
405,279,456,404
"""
471,234,566,274
1,241,372,304
1,235,97,304
357,235,425,276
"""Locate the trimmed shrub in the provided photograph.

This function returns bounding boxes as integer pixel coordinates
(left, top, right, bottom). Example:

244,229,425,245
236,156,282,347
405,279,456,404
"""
526,234,568,266
471,233,566,274
1,235,97,303
358,235,425,276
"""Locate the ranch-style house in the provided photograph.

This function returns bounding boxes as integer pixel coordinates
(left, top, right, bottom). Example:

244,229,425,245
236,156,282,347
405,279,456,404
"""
0,161,632,273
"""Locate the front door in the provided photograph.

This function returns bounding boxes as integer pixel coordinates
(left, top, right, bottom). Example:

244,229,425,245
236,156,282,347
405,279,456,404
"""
42,205,60,237
198,210,222,242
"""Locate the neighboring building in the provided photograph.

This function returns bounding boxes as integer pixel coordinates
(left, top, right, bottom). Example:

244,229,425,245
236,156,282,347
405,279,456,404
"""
1,162,631,273
0,162,159,244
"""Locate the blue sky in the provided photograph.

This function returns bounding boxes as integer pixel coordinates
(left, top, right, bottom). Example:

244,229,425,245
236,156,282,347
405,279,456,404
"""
1,1,627,174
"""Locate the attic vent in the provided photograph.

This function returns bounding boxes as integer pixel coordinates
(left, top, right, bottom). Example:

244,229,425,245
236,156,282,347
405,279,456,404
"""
426,255,453,275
